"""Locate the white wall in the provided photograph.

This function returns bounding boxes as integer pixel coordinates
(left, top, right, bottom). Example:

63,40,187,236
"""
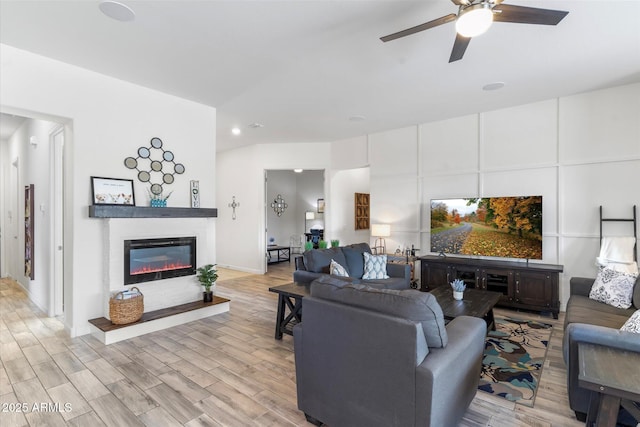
0,44,217,337
328,167,370,246
369,126,421,253
369,84,639,309
216,143,330,273
3,44,636,328
218,82,639,311
296,170,325,234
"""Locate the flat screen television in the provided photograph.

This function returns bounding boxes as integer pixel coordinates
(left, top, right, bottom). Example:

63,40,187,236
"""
430,196,543,260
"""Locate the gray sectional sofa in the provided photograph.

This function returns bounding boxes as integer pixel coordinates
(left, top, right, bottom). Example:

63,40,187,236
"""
293,242,411,289
294,278,486,426
563,276,640,421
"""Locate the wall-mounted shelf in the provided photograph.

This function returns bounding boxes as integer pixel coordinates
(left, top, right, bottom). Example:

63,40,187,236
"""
89,205,217,218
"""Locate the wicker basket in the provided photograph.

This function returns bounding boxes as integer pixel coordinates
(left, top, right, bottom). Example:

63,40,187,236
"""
109,287,144,325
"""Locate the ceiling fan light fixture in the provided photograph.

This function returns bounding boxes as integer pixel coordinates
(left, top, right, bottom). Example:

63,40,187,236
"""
456,3,493,38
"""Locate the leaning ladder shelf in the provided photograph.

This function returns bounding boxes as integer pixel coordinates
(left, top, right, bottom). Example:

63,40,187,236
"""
599,205,637,262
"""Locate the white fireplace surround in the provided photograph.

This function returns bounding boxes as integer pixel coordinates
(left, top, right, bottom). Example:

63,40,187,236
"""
103,218,214,318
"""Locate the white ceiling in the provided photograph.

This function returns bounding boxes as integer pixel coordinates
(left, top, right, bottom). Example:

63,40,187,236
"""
1,1,639,152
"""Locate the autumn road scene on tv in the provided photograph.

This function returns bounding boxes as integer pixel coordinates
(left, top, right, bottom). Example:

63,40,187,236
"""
430,196,543,260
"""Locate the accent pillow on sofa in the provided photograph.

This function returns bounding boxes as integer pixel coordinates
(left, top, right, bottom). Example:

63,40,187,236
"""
589,265,638,309
330,259,349,277
362,252,389,280
311,280,448,348
620,309,640,334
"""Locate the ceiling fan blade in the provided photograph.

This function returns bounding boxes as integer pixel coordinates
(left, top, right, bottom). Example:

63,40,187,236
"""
381,13,456,42
449,33,471,62
493,4,568,25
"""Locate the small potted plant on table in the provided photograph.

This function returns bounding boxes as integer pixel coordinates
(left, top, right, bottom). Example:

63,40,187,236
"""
196,264,218,303
450,278,466,301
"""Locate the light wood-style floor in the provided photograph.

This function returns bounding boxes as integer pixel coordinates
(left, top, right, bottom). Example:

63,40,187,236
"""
1,262,583,426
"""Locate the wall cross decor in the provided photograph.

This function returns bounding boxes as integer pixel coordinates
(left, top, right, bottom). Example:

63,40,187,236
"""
228,196,240,220
271,194,288,216
124,137,185,195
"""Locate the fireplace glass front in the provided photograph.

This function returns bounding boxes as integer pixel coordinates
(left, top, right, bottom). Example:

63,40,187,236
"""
124,237,196,285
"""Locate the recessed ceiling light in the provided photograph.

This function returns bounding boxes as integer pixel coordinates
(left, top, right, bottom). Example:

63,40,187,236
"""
482,82,505,91
294,169,303,173
99,1,135,22
231,127,241,136
349,115,366,122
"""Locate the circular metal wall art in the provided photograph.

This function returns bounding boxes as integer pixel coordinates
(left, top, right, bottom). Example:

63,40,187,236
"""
271,194,288,216
124,137,185,195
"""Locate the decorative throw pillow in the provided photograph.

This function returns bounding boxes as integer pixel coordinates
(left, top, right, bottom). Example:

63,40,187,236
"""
589,265,638,309
620,309,640,334
330,259,349,277
362,252,389,280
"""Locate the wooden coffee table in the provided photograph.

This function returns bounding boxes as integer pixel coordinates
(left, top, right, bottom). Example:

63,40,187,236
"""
429,286,501,331
269,282,310,339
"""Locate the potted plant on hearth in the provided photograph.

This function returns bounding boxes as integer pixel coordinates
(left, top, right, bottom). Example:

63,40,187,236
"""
196,264,218,303
450,278,466,301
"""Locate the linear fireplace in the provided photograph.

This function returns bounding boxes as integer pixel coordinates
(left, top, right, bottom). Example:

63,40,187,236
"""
124,237,196,285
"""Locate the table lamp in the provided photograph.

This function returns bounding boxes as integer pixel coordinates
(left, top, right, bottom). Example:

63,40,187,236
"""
371,224,391,254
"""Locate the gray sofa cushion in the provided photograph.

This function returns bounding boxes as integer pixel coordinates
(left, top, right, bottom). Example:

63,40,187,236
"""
365,276,410,290
564,294,634,329
313,274,357,287
311,279,448,348
342,243,372,278
343,247,365,278
345,242,371,253
303,247,348,274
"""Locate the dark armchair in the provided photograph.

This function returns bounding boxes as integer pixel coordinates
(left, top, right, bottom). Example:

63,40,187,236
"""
294,280,486,426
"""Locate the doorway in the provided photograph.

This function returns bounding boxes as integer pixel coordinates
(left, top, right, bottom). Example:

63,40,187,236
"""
0,112,68,319
264,169,325,273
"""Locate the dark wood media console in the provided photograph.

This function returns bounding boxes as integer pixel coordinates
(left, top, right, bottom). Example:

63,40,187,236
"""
420,255,563,318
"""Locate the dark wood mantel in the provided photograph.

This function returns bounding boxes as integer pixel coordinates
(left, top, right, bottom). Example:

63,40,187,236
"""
89,205,217,218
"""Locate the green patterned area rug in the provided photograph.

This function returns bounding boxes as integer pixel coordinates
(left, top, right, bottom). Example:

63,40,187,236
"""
478,317,553,407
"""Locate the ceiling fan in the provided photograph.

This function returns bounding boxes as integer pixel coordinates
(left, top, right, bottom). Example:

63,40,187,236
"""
380,0,568,62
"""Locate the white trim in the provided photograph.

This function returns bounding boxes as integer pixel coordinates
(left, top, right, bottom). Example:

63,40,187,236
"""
49,125,64,317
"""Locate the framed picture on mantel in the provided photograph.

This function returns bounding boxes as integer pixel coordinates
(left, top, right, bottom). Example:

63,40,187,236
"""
91,176,135,206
